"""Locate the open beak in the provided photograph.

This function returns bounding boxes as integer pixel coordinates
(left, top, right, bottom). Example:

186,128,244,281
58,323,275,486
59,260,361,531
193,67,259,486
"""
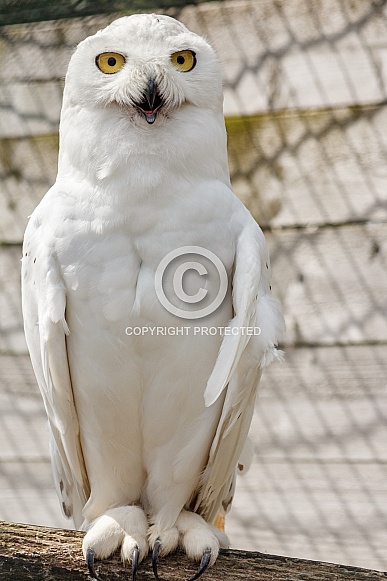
134,78,163,124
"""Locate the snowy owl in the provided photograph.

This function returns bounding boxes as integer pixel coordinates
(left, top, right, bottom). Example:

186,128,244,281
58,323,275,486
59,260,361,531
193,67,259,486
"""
21,13,285,581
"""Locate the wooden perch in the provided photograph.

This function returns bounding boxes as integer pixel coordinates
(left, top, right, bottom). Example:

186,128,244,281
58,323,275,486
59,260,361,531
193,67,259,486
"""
0,521,384,580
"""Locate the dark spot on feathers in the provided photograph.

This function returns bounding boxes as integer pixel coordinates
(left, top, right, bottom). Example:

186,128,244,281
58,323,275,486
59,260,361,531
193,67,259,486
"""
238,463,244,471
266,263,269,269
270,285,272,290
62,502,72,518
222,497,233,512
298,273,304,283
33,258,36,264
371,240,380,258
59,480,64,492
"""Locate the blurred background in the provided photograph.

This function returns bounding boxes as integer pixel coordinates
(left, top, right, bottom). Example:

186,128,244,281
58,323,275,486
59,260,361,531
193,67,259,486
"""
0,0,386,572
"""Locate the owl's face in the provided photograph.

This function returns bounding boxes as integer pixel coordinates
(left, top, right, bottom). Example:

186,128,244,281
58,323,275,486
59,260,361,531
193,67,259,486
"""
65,14,223,126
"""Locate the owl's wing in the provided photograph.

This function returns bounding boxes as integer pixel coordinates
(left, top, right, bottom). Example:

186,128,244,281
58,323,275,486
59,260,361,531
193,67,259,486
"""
195,221,285,522
22,219,89,527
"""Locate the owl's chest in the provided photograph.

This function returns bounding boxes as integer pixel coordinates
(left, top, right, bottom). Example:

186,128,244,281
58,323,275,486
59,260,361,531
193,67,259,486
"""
61,247,230,352
51,184,235,330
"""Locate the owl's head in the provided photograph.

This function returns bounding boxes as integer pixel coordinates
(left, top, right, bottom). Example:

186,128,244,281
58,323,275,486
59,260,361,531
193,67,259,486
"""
65,14,223,126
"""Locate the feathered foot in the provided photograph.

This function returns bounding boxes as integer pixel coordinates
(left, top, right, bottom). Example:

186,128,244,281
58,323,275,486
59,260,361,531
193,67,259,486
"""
83,506,148,580
151,537,211,581
148,510,229,581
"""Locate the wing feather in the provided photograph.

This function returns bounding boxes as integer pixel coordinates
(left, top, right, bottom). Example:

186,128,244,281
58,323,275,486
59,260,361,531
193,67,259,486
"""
22,222,89,526
196,222,285,522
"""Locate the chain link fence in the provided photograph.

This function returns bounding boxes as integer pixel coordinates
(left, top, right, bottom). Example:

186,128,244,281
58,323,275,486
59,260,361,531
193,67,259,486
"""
0,0,386,572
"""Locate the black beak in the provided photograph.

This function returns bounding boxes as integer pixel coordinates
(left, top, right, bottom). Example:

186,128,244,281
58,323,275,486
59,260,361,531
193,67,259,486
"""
134,78,163,125
145,79,158,110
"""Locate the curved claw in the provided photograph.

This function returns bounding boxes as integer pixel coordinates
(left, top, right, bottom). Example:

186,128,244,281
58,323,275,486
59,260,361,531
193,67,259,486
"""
152,538,162,581
86,548,101,580
131,545,139,581
187,548,212,581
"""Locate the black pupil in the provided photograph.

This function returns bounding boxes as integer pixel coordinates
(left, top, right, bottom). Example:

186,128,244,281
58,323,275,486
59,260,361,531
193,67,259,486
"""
108,57,117,67
177,55,185,65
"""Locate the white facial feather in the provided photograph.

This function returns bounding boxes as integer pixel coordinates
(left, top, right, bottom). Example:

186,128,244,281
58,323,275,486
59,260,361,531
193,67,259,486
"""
65,14,222,113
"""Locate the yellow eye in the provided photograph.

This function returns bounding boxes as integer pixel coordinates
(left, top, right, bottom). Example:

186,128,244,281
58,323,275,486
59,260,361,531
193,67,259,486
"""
96,52,125,74
170,50,196,72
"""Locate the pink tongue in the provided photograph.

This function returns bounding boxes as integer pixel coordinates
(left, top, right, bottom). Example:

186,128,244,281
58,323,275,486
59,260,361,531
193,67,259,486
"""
145,112,157,124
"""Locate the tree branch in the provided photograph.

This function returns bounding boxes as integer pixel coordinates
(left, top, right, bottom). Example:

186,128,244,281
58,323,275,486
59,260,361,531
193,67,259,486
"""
0,521,384,580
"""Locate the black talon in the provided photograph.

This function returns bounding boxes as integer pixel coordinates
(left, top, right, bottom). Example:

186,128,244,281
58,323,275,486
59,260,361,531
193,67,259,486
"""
187,548,212,581
132,546,140,581
152,538,162,581
86,548,101,580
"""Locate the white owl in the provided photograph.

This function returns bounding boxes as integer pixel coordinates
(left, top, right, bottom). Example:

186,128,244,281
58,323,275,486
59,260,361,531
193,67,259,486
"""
21,13,285,581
